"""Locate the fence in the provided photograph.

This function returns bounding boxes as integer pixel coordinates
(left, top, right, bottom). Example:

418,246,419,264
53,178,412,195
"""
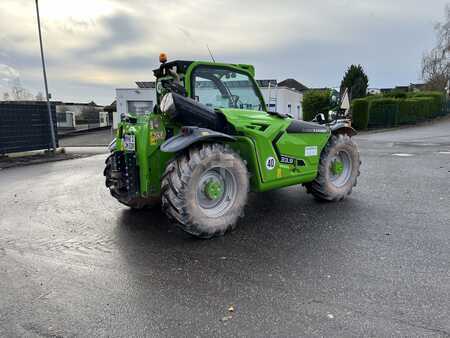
0,102,58,154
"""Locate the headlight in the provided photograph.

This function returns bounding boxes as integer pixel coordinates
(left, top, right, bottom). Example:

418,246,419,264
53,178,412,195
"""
160,93,175,114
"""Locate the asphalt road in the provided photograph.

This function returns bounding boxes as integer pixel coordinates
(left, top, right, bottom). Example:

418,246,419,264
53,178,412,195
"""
59,128,114,147
1,120,449,337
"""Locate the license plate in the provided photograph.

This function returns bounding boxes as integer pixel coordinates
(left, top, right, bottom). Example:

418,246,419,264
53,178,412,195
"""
123,134,135,151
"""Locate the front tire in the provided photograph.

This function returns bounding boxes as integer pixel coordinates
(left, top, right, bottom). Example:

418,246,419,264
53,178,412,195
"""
306,134,360,201
104,154,159,209
161,143,249,238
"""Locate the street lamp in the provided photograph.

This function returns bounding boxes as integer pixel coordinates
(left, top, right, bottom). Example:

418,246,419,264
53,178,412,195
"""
35,0,57,151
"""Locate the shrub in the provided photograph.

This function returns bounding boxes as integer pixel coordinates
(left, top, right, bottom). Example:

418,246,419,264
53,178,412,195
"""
411,97,434,121
409,91,445,117
351,99,369,130
302,90,331,121
398,99,417,125
368,99,399,128
384,90,408,99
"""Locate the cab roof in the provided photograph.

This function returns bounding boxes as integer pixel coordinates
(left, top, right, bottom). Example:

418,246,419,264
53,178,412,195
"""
153,60,255,78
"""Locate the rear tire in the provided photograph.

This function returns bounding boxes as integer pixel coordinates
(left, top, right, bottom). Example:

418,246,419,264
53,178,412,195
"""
161,143,249,238
306,134,360,201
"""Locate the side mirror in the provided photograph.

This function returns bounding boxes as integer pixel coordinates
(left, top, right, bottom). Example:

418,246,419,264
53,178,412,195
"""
313,113,326,124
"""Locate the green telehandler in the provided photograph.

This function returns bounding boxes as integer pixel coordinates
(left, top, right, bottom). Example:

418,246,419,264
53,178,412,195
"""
105,56,360,238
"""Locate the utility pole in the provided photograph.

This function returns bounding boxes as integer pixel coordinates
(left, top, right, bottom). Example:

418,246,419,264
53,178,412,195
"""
35,0,57,151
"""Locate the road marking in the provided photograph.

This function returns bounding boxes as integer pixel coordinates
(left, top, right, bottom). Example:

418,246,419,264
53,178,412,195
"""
392,153,414,157
438,151,450,154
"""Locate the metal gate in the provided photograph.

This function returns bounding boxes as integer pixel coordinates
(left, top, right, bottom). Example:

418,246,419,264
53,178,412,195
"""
0,102,58,154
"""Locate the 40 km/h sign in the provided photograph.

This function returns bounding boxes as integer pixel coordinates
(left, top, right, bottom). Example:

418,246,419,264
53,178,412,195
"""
265,157,276,170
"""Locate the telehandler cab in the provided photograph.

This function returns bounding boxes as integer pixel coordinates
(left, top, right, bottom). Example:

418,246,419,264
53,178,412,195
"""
105,55,360,238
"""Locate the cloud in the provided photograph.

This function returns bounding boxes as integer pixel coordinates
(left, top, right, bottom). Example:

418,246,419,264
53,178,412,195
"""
0,64,20,80
0,0,448,104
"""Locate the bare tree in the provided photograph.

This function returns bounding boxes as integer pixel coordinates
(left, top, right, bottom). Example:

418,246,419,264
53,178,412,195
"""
35,92,44,101
422,5,449,91
8,78,34,101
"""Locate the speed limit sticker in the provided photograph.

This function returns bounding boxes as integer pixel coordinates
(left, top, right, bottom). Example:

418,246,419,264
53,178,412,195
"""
265,156,276,170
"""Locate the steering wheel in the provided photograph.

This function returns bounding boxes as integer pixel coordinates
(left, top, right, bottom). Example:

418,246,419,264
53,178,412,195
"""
231,94,243,108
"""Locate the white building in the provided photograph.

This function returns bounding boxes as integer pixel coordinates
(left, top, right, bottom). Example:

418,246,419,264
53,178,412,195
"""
114,79,308,128
115,83,156,129
55,101,105,130
258,79,307,120
367,88,381,95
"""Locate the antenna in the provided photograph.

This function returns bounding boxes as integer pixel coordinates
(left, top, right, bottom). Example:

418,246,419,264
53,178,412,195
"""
206,44,216,63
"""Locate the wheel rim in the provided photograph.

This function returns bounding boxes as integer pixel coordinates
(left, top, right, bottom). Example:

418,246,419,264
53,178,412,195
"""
196,167,237,217
329,150,352,188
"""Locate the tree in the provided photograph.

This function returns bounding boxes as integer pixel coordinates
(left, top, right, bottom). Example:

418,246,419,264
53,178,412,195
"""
340,64,369,100
35,92,44,101
422,5,449,91
302,89,332,121
10,78,33,101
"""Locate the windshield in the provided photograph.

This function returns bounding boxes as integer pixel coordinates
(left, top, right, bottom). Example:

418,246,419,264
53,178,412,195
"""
191,66,263,111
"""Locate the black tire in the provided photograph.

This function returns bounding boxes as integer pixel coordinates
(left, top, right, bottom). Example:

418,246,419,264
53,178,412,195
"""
104,154,159,209
305,134,361,201
161,143,249,238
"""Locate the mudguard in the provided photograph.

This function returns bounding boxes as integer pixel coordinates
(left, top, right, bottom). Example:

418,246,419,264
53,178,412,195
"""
160,126,236,153
108,138,117,152
329,122,357,136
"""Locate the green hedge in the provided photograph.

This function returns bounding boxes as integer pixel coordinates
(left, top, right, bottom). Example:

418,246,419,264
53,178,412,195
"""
350,91,447,129
352,99,369,130
409,92,445,117
368,98,399,128
412,97,434,121
398,99,417,125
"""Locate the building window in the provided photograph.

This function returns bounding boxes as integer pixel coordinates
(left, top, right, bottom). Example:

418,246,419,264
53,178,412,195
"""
127,101,153,115
57,113,67,123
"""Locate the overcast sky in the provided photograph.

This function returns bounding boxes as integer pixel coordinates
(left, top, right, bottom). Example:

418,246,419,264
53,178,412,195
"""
0,0,448,105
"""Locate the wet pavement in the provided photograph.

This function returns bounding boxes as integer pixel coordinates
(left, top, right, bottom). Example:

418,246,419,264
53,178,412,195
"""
59,128,114,147
0,119,449,337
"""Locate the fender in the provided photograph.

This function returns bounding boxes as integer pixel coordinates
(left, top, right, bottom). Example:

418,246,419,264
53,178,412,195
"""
108,138,116,152
329,122,357,136
160,126,236,153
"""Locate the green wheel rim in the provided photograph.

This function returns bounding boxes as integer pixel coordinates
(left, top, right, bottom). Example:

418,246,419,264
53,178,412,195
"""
329,150,352,188
204,180,224,200
196,167,237,217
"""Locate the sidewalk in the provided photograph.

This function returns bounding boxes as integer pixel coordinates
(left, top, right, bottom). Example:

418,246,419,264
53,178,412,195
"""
0,147,107,170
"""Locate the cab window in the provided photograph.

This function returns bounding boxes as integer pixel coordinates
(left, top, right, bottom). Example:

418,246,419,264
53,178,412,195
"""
191,66,263,110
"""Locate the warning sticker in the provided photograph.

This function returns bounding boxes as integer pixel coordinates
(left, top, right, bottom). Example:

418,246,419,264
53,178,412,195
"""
305,146,318,157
